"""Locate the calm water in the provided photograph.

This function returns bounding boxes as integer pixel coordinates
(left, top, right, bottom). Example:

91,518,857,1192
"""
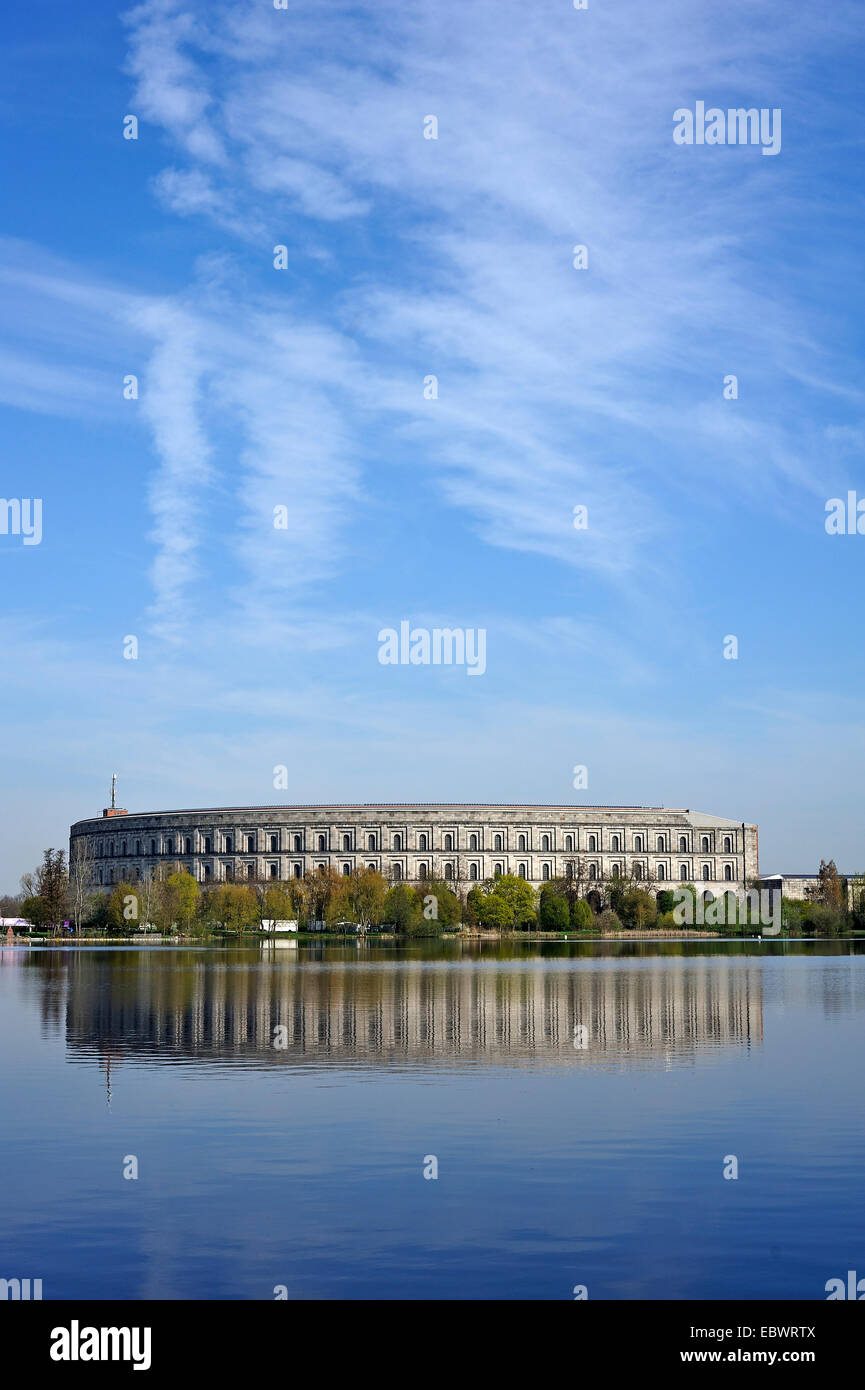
1,940,863,1300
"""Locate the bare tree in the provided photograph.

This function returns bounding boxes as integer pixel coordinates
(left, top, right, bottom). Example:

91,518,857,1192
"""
69,837,97,936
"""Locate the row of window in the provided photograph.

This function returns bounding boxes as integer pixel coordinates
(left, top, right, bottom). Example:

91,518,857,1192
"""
90,829,739,858
96,858,738,886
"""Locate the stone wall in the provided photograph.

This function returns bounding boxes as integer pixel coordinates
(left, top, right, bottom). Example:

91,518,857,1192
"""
70,803,758,894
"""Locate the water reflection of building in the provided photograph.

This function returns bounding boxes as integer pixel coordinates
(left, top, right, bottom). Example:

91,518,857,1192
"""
59,953,763,1068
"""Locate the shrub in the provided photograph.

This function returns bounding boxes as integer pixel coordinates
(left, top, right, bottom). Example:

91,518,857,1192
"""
539,892,569,931
570,898,594,930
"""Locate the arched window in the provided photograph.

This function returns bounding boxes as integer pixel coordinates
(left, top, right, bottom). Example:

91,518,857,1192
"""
679,836,687,852
701,836,710,852
518,863,527,879
393,833,402,851
494,863,503,878
269,863,278,879
270,835,278,852
702,864,710,881
343,864,351,877
367,863,375,872
444,863,453,881
419,833,428,850
656,835,665,851
444,833,453,851
225,864,234,881
611,863,620,878
565,834,574,851
294,864,302,878
185,837,192,854
204,836,211,853
247,863,255,880
134,840,140,854
634,863,643,880
469,832,478,850
611,834,620,852
98,868,103,885
390,863,401,880
166,838,174,855
225,836,233,853
657,863,666,881
120,839,126,855
634,835,643,851
680,863,689,880
542,833,551,851
204,864,212,880
724,836,732,852
470,863,478,881
724,864,733,881
343,834,351,851
542,864,550,880
494,833,503,851
367,834,376,851
418,863,428,880
588,834,597,852
150,839,157,854
294,835,302,851
318,834,327,851
518,833,527,851
246,835,255,853
589,863,597,880
107,868,113,884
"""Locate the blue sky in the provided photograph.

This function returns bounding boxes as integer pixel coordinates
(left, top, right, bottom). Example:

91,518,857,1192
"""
0,0,863,889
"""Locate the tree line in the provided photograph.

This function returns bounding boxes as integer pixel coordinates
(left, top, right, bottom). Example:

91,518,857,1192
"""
2,851,863,937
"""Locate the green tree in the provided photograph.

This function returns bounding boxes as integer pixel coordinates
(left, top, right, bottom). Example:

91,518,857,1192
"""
418,878,461,928
616,887,658,929
465,886,484,926
383,883,423,932
476,893,514,930
488,874,536,929
20,895,50,931
21,849,69,936
260,883,296,927
202,883,259,932
160,871,200,933
570,898,593,931
106,881,142,933
346,868,388,930
539,888,569,931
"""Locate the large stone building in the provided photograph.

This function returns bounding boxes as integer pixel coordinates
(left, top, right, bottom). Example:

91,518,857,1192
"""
70,803,759,893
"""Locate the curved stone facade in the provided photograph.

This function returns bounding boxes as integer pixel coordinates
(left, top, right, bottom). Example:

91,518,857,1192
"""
70,804,759,893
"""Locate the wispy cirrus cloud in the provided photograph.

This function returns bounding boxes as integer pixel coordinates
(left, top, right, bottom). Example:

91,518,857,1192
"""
118,0,864,591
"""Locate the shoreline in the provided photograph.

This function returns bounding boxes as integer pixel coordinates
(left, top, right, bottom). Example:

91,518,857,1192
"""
5,929,860,946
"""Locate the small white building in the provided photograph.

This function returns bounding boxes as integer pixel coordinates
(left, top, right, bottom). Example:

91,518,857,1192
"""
261,919,298,933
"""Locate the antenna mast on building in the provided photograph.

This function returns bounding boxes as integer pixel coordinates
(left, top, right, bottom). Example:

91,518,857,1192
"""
111,772,117,811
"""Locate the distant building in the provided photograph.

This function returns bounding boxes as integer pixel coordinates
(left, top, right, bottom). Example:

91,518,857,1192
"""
70,803,758,893
759,873,856,907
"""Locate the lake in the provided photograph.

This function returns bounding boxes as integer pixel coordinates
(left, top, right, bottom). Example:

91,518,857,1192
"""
1,939,863,1300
